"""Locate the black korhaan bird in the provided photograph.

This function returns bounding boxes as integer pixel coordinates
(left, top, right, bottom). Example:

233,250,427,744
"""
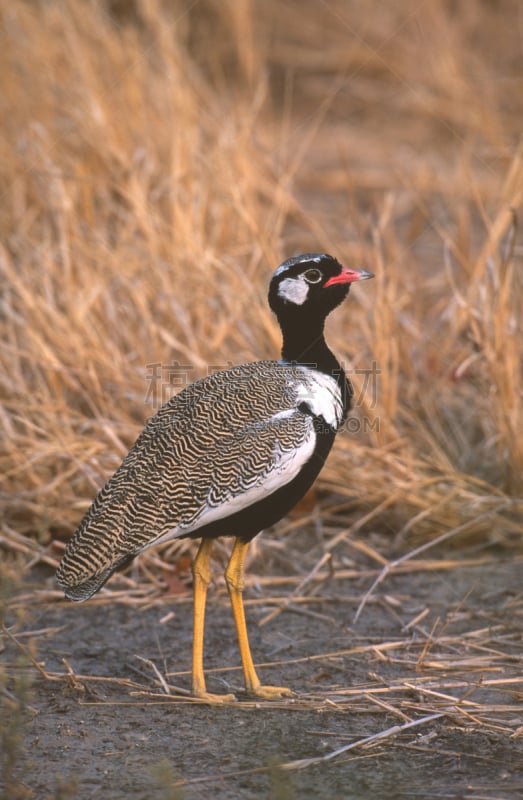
57,253,373,702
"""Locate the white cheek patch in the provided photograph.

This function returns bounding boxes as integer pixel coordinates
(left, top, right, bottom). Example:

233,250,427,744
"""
278,276,309,305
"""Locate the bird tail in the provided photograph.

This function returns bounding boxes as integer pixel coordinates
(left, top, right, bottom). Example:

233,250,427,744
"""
56,546,135,602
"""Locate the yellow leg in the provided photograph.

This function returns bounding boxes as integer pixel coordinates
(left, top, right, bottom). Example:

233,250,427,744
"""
225,538,293,699
191,538,235,703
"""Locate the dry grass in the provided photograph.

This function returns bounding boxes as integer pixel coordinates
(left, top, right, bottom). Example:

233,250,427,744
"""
2,8,523,796
1,0,522,587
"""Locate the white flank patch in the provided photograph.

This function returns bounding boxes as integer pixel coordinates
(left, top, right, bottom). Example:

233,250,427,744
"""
270,408,296,421
149,418,317,546
295,368,344,429
277,276,309,305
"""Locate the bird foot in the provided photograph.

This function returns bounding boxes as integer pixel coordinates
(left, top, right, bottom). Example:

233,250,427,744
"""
192,690,237,704
247,684,293,700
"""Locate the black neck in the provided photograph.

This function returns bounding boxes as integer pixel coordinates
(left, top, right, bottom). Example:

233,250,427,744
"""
280,316,353,415
280,315,343,378
277,310,353,417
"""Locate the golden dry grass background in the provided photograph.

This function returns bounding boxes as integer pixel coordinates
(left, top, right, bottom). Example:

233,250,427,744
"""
1,0,522,581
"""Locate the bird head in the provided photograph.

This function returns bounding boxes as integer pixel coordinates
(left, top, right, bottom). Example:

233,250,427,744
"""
268,253,373,320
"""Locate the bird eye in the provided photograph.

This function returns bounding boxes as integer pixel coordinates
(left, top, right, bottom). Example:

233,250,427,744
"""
303,268,322,284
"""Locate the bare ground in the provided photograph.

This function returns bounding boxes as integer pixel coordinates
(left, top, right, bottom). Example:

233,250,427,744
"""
4,545,523,800
1,3,523,799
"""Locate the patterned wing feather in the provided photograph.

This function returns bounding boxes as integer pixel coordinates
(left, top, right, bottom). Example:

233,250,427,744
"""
56,361,321,600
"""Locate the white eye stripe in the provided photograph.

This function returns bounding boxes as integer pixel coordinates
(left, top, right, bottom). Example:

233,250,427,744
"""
274,253,326,276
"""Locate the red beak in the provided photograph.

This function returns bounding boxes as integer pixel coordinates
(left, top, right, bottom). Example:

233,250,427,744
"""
324,268,374,287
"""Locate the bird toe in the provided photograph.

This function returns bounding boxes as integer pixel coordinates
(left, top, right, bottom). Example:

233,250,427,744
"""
193,690,237,705
247,685,294,700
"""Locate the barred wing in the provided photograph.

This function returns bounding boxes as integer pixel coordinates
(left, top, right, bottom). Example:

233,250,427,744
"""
56,362,321,600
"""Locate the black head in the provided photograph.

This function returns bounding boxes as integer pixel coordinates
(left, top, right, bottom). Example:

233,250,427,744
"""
268,253,373,322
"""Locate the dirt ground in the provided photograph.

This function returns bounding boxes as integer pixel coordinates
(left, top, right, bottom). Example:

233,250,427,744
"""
1,4,522,798
4,550,523,800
